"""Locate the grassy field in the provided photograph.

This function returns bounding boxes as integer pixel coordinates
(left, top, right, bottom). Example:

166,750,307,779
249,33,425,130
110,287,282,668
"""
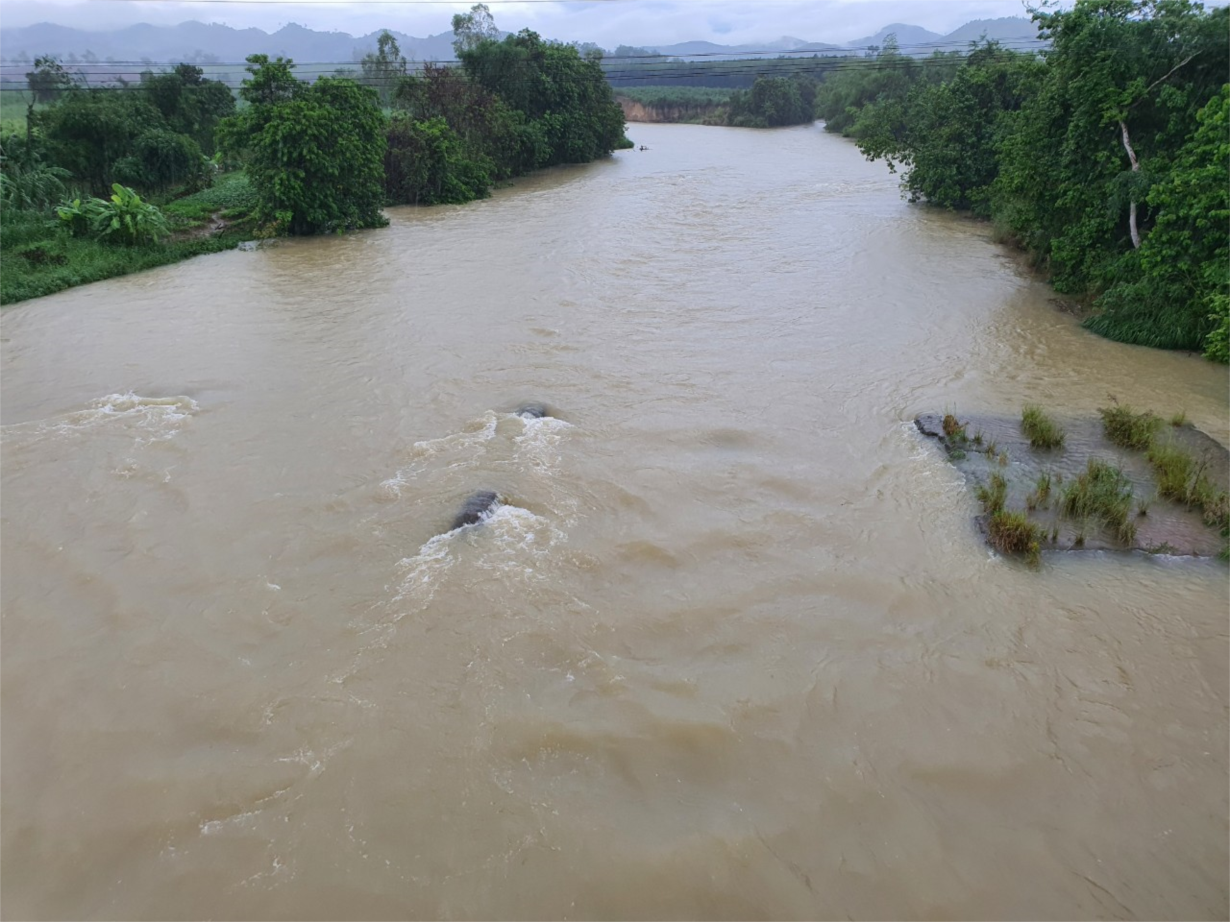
616,85,733,108
1,172,257,306
0,88,37,135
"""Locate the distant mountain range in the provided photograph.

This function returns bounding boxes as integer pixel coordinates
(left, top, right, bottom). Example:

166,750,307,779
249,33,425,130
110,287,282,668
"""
0,16,1042,67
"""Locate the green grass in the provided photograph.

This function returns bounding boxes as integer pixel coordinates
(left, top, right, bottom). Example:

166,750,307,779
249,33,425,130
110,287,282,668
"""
976,471,1008,515
1146,437,1230,538
1099,404,1162,450
1147,439,1198,501
1,172,258,305
1060,458,1136,545
1021,404,1065,449
1,233,245,304
1026,471,1053,510
0,88,37,133
987,509,1043,566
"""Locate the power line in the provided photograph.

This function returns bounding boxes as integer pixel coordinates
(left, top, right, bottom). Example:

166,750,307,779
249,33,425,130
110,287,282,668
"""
0,43,1049,95
0,36,1048,68
0,40,1049,77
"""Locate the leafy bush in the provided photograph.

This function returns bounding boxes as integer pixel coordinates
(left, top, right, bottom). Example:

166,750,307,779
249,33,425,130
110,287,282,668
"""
0,160,71,211
385,115,492,206
91,184,170,245
55,196,100,238
58,184,169,245
112,128,207,192
1206,291,1230,363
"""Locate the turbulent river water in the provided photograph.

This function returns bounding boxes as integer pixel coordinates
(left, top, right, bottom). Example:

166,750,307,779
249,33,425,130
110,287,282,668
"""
3,122,1228,920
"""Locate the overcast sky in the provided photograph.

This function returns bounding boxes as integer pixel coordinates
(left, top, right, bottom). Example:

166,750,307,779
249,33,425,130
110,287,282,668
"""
2,0,1047,45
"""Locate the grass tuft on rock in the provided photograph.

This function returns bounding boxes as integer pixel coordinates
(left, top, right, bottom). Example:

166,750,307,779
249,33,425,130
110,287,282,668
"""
1021,405,1065,449
1147,440,1198,501
1099,405,1162,450
942,413,967,443
1061,458,1136,545
987,510,1043,567
1026,471,1053,511
976,472,1007,515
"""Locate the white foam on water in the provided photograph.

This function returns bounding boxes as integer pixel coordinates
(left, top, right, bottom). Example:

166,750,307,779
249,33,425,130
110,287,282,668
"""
513,415,572,470
472,502,566,581
385,501,565,623
390,529,458,616
380,411,500,497
1,392,198,446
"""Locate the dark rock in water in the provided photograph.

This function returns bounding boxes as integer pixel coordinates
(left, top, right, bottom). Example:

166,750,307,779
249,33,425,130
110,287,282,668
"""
515,403,550,419
451,491,499,531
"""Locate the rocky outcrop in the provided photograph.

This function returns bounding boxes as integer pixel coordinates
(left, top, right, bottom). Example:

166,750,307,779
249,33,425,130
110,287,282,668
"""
915,411,1229,559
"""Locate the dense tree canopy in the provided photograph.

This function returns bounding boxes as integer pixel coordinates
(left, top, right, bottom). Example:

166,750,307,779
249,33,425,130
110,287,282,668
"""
727,76,816,128
32,64,232,194
457,28,628,166
819,0,1230,360
220,57,388,234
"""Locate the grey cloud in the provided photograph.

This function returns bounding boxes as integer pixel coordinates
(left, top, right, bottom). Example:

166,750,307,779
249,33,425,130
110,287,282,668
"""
1,0,1040,48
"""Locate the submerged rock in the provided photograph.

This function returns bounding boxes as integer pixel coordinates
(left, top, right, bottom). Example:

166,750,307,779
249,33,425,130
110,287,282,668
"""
515,402,551,419
450,490,499,531
915,412,1229,559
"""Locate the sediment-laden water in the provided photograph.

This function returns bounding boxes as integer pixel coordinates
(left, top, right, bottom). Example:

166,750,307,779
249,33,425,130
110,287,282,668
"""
2,123,1226,920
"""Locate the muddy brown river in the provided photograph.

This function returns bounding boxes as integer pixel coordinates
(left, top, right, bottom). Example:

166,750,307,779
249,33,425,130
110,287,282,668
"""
2,123,1227,920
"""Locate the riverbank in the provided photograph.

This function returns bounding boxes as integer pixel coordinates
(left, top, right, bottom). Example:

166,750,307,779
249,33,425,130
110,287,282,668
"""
0,172,257,306
617,96,728,125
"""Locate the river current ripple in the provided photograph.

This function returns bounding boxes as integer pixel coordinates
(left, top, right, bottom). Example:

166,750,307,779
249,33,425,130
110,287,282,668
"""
2,123,1227,919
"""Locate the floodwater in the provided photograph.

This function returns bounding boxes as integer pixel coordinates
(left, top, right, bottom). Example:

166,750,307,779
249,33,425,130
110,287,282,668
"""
2,123,1227,920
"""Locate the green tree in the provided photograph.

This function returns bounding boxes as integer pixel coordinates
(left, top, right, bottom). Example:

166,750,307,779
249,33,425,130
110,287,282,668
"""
359,31,408,105
112,128,206,192
856,44,1044,214
393,62,544,179
26,56,76,103
727,76,812,127
1088,85,1230,355
992,0,1228,294
141,64,235,154
35,89,163,193
385,115,491,205
452,3,499,56
458,29,627,165
220,57,387,235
